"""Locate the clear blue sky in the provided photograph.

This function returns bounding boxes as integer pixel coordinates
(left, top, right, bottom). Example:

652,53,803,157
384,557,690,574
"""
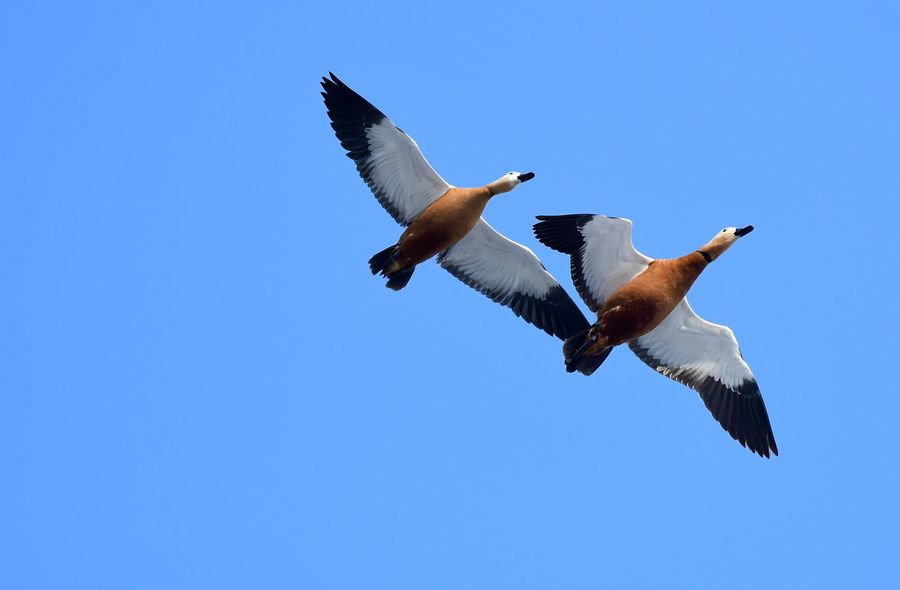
3,1,899,588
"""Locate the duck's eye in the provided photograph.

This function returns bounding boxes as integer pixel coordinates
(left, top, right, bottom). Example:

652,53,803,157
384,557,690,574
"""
722,229,727,232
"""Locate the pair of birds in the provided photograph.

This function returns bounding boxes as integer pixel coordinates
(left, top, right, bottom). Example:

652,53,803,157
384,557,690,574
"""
322,73,778,459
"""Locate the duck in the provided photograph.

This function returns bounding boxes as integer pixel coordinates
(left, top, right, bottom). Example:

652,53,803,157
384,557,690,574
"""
533,214,778,457
321,73,589,340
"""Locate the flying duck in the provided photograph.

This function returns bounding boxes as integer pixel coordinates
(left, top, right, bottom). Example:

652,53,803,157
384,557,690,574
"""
533,214,777,457
321,73,588,339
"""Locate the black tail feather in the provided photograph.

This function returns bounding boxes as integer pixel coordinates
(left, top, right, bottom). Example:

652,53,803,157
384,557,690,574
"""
563,327,613,376
368,244,397,275
368,244,415,291
385,266,414,290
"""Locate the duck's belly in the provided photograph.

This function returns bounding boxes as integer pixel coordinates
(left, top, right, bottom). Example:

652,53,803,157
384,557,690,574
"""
395,189,485,266
597,295,672,346
597,272,683,344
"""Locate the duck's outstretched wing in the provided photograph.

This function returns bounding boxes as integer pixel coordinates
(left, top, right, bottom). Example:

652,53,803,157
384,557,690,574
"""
629,299,778,458
533,214,652,313
321,73,451,226
438,219,590,340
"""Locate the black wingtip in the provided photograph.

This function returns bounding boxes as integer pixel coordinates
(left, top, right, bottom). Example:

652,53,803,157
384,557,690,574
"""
321,73,388,165
321,74,386,125
699,378,778,459
533,214,595,255
439,257,589,341
629,343,778,459
532,214,605,313
331,72,347,87
505,285,589,340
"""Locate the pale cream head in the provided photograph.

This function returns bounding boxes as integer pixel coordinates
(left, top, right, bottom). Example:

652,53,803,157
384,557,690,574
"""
699,225,754,261
486,171,535,195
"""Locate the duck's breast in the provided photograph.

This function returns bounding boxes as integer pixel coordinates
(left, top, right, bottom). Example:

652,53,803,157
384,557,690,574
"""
397,187,490,264
599,258,705,343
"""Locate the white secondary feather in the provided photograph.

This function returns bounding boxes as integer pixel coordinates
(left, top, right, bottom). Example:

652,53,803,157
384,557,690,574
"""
364,120,452,225
630,299,755,390
579,216,653,312
439,219,556,299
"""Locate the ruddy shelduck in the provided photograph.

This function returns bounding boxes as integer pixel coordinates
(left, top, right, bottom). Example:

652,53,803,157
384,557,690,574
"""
322,73,588,339
534,214,777,457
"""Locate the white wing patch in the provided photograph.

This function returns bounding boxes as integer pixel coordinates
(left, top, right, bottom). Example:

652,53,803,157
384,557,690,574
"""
322,74,451,226
439,220,589,339
629,299,778,458
441,219,555,298
630,299,754,390
578,216,652,312
364,121,452,225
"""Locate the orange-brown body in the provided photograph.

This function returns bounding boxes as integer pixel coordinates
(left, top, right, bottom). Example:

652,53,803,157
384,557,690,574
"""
386,187,492,273
582,252,709,355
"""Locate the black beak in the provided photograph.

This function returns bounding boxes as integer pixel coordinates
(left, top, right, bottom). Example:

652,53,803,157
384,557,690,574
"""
735,225,754,237
517,172,535,182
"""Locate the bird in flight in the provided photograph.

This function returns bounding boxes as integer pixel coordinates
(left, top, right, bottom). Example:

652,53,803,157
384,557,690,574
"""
322,73,588,340
534,214,777,457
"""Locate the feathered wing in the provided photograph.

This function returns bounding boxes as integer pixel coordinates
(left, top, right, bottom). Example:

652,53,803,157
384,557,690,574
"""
629,299,778,458
321,73,451,225
439,219,590,340
533,214,652,313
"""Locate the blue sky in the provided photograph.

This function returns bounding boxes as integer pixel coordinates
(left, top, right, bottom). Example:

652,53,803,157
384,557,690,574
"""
3,1,899,588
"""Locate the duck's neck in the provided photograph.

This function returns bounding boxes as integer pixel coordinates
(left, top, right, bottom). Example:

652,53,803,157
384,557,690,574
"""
696,237,733,262
670,240,729,297
669,251,710,296
457,186,493,216
696,249,713,263
485,178,513,197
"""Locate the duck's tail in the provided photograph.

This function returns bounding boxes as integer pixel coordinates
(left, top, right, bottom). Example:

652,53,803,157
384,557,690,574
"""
563,327,613,376
368,244,415,291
